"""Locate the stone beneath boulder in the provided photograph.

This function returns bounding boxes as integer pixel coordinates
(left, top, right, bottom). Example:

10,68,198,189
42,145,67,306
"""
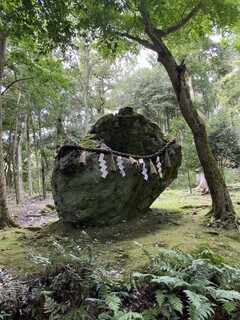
51,108,182,226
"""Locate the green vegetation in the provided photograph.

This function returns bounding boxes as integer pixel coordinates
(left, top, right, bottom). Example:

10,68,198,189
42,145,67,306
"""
1,189,240,318
1,1,240,318
1,218,240,319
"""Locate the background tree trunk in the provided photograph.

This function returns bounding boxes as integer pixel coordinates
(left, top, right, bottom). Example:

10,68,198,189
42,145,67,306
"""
0,37,17,228
12,115,21,204
17,111,26,196
37,109,46,199
31,117,41,195
26,114,33,196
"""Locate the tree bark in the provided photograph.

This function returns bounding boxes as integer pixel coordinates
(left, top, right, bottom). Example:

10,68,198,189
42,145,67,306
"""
6,128,13,190
12,115,21,204
17,105,26,196
32,119,41,195
139,14,236,225
0,37,17,228
26,114,33,196
37,109,46,199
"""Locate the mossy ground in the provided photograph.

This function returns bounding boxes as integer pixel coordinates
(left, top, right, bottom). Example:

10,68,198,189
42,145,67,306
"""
1,188,240,274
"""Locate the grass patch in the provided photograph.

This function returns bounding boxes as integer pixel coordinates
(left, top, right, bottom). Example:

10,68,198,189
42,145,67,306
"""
1,189,240,274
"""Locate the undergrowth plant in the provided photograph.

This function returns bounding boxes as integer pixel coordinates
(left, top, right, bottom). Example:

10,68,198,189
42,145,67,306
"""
0,239,240,320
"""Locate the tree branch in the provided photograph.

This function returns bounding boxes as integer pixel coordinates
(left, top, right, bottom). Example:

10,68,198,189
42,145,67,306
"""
119,32,156,52
154,2,204,37
1,77,35,95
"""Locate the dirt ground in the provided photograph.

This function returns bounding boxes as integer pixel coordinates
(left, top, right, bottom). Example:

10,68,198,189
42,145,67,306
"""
8,194,59,227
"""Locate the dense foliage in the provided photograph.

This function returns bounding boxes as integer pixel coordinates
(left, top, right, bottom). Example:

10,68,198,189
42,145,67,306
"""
1,242,240,319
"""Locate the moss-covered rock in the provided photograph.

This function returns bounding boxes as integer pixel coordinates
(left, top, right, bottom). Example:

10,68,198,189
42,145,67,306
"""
52,108,182,226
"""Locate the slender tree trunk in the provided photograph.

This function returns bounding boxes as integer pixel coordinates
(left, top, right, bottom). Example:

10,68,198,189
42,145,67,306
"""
187,169,192,194
17,113,26,196
12,115,21,204
37,109,46,199
141,20,236,225
0,37,17,228
26,114,33,196
56,113,67,149
76,42,91,133
32,121,41,194
6,129,13,189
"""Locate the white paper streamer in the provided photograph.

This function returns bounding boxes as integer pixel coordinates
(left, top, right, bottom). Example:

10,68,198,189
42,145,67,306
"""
98,153,108,178
139,158,148,181
116,156,126,177
156,156,163,178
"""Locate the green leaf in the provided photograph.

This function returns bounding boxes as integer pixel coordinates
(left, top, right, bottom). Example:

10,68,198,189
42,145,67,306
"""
168,294,183,314
118,311,144,320
222,300,237,314
105,293,122,313
184,290,214,320
155,289,166,307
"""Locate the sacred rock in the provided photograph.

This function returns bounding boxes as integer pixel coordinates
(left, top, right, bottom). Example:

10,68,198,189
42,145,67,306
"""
51,108,182,226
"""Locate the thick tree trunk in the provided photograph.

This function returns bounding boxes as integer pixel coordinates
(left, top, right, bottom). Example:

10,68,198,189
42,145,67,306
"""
141,23,236,225
0,37,17,228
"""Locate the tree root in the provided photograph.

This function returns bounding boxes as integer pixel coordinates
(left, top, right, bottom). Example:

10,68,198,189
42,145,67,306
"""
207,212,240,230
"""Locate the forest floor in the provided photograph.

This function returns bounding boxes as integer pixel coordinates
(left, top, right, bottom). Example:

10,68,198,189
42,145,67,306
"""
1,188,240,274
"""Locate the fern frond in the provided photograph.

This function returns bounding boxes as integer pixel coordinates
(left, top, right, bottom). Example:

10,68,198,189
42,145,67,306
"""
155,289,166,307
184,290,214,320
105,293,121,313
222,300,237,314
118,311,144,320
207,287,240,302
142,308,158,320
168,294,183,314
43,295,60,317
151,275,187,288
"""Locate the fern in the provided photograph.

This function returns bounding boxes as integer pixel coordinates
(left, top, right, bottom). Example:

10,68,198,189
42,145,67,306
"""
155,289,166,308
184,290,214,320
141,308,158,320
43,292,60,320
222,300,237,315
151,275,188,288
104,293,122,313
118,311,144,320
168,294,183,314
208,287,240,302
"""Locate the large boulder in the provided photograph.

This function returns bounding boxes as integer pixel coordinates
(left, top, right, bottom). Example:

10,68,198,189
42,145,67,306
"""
52,108,181,226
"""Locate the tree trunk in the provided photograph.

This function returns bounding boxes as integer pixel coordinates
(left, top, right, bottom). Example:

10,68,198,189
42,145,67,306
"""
56,114,67,149
26,114,33,196
12,115,21,204
76,42,91,133
6,128,13,190
17,112,26,196
37,109,46,199
31,117,41,194
0,37,17,228
142,24,236,225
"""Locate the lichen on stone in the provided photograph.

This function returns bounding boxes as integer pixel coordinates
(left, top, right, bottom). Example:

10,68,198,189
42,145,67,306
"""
52,108,182,226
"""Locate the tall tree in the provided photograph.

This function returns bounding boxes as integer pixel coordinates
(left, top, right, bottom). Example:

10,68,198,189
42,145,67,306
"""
73,0,240,226
0,38,17,227
0,0,73,227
